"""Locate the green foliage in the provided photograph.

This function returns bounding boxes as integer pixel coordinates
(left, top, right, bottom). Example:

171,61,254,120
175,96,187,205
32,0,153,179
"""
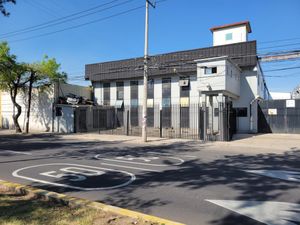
26,55,68,91
0,0,16,17
0,41,27,91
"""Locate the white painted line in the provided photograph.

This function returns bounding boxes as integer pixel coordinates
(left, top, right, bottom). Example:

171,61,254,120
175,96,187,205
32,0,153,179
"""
101,163,159,172
95,154,184,167
148,151,197,158
206,200,300,225
12,163,136,191
3,150,32,155
245,169,300,182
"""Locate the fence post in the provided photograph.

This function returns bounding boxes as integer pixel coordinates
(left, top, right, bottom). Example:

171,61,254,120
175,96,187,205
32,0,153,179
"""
126,110,129,136
159,109,162,138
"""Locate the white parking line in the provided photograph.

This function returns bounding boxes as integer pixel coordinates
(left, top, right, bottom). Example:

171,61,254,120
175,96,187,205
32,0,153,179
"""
2,150,32,155
101,162,159,172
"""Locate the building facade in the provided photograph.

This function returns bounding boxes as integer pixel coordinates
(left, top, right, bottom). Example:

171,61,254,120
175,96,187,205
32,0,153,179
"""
85,21,269,140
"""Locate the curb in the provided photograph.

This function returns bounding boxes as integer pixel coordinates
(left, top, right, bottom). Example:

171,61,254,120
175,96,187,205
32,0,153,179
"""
0,180,185,225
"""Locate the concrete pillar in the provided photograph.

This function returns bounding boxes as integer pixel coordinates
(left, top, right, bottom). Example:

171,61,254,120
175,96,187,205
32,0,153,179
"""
201,93,207,141
218,93,225,141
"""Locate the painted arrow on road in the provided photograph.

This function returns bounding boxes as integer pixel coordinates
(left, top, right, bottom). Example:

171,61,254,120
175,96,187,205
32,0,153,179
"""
206,200,300,225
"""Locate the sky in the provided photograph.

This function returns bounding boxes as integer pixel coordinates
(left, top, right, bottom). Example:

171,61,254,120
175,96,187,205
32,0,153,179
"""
1,0,300,92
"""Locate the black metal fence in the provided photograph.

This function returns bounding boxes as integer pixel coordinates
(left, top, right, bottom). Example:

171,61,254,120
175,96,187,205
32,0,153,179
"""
258,99,300,133
75,104,202,140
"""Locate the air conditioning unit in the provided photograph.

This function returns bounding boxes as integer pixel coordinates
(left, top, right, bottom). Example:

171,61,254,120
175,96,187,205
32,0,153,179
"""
179,79,189,87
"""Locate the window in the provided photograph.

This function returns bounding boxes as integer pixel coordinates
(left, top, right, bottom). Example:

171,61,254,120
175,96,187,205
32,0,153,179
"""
236,107,248,117
204,67,217,74
103,83,110,106
225,33,233,41
162,78,171,127
147,79,154,99
130,81,139,126
147,79,154,127
116,82,124,100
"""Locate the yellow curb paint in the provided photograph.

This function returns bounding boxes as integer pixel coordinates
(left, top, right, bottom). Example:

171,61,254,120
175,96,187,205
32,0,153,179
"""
0,180,185,225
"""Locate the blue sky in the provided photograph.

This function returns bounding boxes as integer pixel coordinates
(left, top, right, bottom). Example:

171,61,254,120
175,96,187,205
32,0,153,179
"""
1,0,300,92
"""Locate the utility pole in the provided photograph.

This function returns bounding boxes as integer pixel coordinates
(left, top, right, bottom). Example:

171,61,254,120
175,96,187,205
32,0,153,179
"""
142,0,155,142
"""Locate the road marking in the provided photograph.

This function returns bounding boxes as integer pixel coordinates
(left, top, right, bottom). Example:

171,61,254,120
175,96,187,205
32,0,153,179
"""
12,163,136,191
245,169,300,182
2,150,32,155
95,154,184,167
101,163,159,172
148,151,197,158
206,200,300,225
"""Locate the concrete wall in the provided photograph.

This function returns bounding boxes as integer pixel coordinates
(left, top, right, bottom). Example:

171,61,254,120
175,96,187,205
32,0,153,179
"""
0,88,54,132
233,68,257,133
197,60,226,92
213,25,248,46
54,105,74,133
1,83,91,133
197,59,240,98
225,60,240,97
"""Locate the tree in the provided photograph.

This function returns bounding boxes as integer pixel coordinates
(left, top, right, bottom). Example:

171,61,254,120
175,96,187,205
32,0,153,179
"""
0,42,28,132
0,0,16,16
24,56,67,133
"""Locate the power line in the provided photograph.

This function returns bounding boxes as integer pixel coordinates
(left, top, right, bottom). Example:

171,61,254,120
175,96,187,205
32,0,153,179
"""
6,0,167,43
0,0,122,37
259,37,300,45
0,0,134,39
259,42,300,50
263,66,300,72
8,5,145,43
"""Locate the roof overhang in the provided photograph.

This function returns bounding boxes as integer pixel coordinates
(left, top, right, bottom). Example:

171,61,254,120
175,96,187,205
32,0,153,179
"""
210,21,252,33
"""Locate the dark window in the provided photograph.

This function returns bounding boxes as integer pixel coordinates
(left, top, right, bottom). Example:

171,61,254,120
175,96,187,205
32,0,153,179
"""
214,108,219,117
180,107,189,128
180,77,190,97
236,107,248,117
148,79,154,99
180,77,190,128
162,78,171,127
147,108,154,127
130,80,139,126
162,78,171,98
130,81,138,99
103,83,110,106
205,67,217,74
116,82,124,100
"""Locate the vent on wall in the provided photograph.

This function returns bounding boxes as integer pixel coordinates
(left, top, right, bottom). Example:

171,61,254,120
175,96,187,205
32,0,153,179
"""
179,79,189,87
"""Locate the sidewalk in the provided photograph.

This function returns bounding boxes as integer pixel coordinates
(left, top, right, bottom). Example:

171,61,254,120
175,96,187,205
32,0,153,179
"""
1,128,300,153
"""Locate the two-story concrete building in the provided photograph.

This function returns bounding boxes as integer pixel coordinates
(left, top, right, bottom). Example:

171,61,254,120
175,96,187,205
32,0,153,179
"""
85,21,269,141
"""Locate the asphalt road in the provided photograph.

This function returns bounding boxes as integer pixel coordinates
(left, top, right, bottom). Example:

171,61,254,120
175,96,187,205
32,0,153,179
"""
0,133,300,225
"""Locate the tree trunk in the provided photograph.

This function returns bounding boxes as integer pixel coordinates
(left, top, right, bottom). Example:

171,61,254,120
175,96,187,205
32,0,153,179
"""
9,87,22,133
25,72,34,133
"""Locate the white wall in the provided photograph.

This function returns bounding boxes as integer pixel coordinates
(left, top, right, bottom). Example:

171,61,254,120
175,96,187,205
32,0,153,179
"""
54,105,74,133
93,82,103,105
1,83,91,133
213,25,248,46
197,60,226,91
225,60,241,97
1,88,54,132
233,68,257,133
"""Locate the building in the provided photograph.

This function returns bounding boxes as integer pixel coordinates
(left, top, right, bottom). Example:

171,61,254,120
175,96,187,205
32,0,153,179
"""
85,21,269,141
